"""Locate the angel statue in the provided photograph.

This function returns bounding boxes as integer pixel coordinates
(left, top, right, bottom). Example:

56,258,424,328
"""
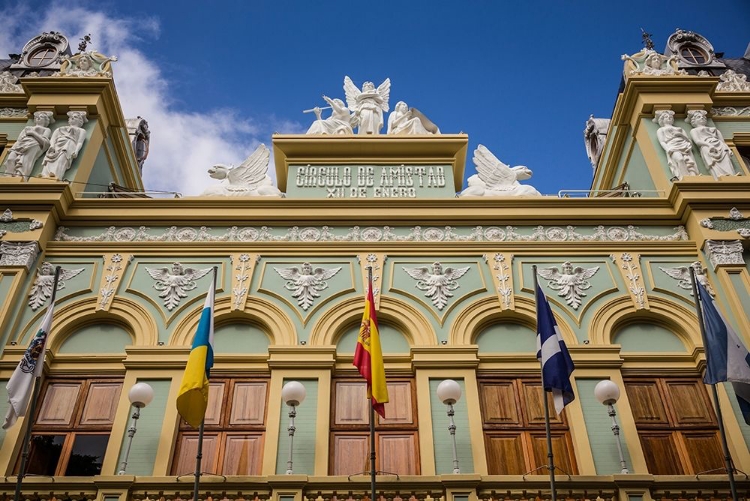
201,144,283,197
403,262,470,310
537,262,599,310
659,261,715,296
145,262,213,311
459,145,541,197
28,262,85,311
387,101,440,135
274,262,342,310
343,76,391,135
305,95,354,135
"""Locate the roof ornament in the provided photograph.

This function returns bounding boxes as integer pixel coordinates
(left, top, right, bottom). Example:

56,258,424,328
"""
641,28,654,51
78,34,91,53
200,144,283,197
459,145,541,197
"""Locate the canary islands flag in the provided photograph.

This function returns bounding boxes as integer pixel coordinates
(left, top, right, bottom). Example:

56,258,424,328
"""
353,279,388,417
176,273,215,428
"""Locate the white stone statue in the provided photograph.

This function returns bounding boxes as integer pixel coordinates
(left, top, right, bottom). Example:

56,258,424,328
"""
0,72,22,93
306,95,354,135
459,144,541,197
28,262,84,311
145,262,213,311
2,111,54,180
343,76,391,135
659,261,715,296
538,261,599,310
387,101,440,135
621,49,683,76
201,144,283,197
41,111,88,180
653,110,699,180
716,69,750,92
584,115,610,171
58,51,117,78
273,262,342,311
686,110,736,179
403,262,470,310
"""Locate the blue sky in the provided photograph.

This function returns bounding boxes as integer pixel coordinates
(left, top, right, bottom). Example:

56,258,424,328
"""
2,1,750,196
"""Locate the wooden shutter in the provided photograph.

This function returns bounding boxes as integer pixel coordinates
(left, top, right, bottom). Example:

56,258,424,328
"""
229,382,267,426
379,381,413,426
173,433,220,476
79,382,122,426
331,433,369,475
625,380,670,426
529,431,576,474
681,431,724,474
37,383,81,426
334,382,369,426
639,432,683,475
665,380,715,426
203,382,225,426
379,433,419,475
222,433,264,475
485,433,527,474
480,382,521,426
522,383,564,426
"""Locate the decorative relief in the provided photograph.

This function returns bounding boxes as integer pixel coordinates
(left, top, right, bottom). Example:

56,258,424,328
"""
145,263,213,311
0,241,40,270
0,108,28,118
621,49,683,76
485,253,514,310
2,111,54,179
273,263,342,311
358,253,386,308
700,208,750,234
704,240,745,269
716,69,750,92
711,107,750,117
659,261,714,297
654,110,699,181
0,72,23,93
201,144,283,197
28,262,85,310
97,254,131,311
0,209,44,238
538,262,599,310
57,51,117,78
54,224,690,244
231,253,259,310
459,144,540,197
686,110,736,179
620,253,647,309
403,262,470,310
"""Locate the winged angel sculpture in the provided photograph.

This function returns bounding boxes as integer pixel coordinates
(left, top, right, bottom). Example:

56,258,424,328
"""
201,144,283,197
460,145,541,197
274,262,342,311
538,262,599,310
659,261,715,296
343,76,391,135
403,262,470,310
28,262,85,310
145,263,212,311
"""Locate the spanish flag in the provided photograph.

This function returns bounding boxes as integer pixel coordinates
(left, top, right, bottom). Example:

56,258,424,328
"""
176,270,215,428
353,278,388,417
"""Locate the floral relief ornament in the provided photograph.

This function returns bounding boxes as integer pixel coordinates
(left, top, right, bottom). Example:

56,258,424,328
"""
145,262,213,311
537,261,599,310
403,262,471,310
274,262,342,310
28,262,85,310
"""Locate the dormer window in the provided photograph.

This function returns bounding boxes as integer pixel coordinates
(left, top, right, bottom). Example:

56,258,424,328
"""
679,44,708,64
28,46,58,67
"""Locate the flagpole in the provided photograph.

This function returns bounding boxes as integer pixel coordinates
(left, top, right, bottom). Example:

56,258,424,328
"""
14,266,61,501
533,265,556,501
367,266,377,501
689,267,738,501
192,420,205,501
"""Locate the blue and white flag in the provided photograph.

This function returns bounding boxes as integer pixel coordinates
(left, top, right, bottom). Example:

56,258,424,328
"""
698,281,750,423
3,306,54,429
536,284,575,415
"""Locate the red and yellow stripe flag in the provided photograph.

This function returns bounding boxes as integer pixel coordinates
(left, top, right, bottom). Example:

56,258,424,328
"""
353,279,388,417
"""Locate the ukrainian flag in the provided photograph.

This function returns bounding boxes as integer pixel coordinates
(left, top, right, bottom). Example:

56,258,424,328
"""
176,271,215,428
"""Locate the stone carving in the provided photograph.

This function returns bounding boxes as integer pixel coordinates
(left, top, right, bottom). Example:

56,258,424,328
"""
711,107,750,117
686,110,736,179
716,69,750,92
0,108,29,118
201,144,282,197
403,262,470,310
98,254,124,310
538,262,599,310
2,111,54,179
704,240,745,269
659,261,714,297
620,253,646,309
584,115,610,171
460,145,540,197
273,262,342,310
0,241,40,270
232,254,252,310
41,111,88,179
28,262,85,310
305,96,354,135
387,101,440,135
622,49,683,76
145,263,213,311
57,51,117,78
0,209,43,238
0,72,23,93
653,110,699,180
490,253,513,309
738,228,750,238
126,117,150,173
343,76,391,135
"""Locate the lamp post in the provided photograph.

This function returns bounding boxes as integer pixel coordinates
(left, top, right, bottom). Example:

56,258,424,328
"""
437,379,462,474
594,379,629,474
281,381,306,474
118,382,155,475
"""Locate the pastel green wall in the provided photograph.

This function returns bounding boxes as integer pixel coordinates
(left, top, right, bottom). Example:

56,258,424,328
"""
576,379,632,474
429,378,473,474
337,323,410,354
276,379,317,474
613,323,686,352
58,323,133,353
213,323,270,354
115,379,171,475
475,323,536,353
82,147,115,197
0,122,27,139
622,143,657,194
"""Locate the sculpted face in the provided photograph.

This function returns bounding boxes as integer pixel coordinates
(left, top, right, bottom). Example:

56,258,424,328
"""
646,53,661,69
657,112,674,127
396,101,408,112
172,263,183,275
432,262,443,275
302,262,313,275
562,261,574,275
68,113,85,128
33,112,50,127
78,55,92,70
690,113,707,127
363,81,375,92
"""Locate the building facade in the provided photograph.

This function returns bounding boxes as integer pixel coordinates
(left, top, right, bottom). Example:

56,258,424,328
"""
0,29,749,500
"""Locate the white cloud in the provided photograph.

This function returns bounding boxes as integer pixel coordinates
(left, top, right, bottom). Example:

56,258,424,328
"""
0,2,302,196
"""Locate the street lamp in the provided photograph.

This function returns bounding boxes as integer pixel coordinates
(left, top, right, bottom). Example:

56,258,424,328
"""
437,379,462,474
594,379,629,474
281,381,306,474
118,382,155,475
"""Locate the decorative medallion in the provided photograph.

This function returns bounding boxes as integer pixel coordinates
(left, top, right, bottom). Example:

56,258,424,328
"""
145,263,213,311
403,262,471,310
28,262,85,310
273,262,342,310
538,262,599,310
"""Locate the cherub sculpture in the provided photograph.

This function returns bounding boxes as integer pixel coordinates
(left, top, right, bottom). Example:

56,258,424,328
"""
3,111,54,180
58,51,117,78
537,262,599,310
274,262,342,310
403,262,470,310
659,261,715,296
28,262,85,310
459,145,541,197
343,76,391,135
145,262,213,310
201,144,283,197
